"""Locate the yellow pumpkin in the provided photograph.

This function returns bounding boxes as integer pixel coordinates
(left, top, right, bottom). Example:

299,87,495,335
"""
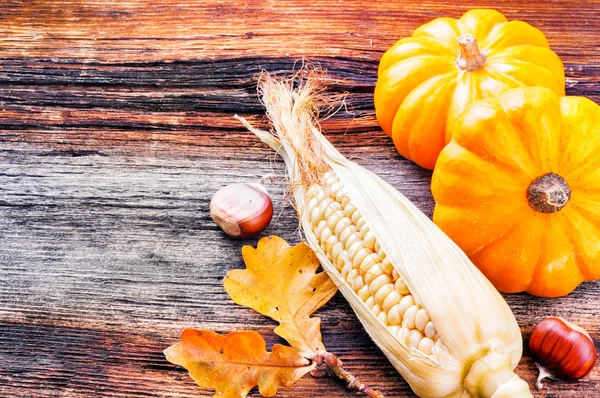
374,9,565,170
431,87,600,297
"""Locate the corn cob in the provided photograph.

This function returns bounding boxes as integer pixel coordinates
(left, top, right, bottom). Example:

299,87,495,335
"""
305,173,441,356
237,71,532,398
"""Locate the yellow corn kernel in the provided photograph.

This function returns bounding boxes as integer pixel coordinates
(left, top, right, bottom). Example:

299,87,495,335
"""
320,227,333,243
344,203,357,218
394,277,411,296
358,253,378,272
369,273,393,296
382,290,402,313
352,248,371,269
387,303,403,325
388,325,401,336
343,232,361,249
380,255,393,275
403,305,419,330
418,337,436,355
351,210,362,224
323,202,342,221
314,220,327,239
363,264,384,284
425,321,437,339
415,308,430,332
362,230,377,250
326,211,343,231
406,329,424,348
374,283,396,308
334,217,353,237
317,198,330,216
396,293,414,317
357,285,370,301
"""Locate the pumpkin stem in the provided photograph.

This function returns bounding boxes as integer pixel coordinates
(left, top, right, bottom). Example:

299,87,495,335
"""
456,34,486,72
527,173,571,213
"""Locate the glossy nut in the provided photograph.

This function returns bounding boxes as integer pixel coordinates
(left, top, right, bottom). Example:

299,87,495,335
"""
529,317,597,388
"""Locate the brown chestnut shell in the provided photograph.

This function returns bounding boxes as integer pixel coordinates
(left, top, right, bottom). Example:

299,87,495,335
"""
529,317,597,387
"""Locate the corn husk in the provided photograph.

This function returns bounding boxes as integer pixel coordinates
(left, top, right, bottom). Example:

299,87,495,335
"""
237,70,532,398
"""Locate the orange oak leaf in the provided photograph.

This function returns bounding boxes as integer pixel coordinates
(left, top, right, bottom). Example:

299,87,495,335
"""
164,329,314,398
223,235,337,356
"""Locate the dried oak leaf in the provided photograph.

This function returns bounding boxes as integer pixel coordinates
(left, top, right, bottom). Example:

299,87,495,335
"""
223,235,337,356
164,329,314,398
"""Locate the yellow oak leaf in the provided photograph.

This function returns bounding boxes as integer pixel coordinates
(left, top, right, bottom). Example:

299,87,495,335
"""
164,329,314,398
223,235,337,356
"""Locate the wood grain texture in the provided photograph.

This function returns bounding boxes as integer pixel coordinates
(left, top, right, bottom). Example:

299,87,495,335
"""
0,1,599,397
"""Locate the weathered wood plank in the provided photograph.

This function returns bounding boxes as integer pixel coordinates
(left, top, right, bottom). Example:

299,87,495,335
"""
1,0,600,397
0,0,599,62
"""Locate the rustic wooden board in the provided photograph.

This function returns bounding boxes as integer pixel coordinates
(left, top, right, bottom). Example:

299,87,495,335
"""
1,1,599,397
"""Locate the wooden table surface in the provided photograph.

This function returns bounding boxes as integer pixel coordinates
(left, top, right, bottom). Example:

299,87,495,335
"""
1,1,599,397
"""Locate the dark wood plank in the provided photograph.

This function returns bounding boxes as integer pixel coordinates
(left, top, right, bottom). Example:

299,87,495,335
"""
1,1,599,397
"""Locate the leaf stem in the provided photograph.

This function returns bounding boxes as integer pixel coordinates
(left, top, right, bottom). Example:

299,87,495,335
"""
310,351,386,398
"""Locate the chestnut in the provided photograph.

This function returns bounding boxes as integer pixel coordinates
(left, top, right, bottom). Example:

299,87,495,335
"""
210,180,274,239
529,317,597,389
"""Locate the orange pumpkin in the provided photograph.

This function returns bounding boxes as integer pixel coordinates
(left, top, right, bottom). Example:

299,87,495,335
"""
431,87,600,297
374,9,565,170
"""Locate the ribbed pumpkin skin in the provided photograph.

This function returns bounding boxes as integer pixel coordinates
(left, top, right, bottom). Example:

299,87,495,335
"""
374,9,565,170
431,87,600,298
